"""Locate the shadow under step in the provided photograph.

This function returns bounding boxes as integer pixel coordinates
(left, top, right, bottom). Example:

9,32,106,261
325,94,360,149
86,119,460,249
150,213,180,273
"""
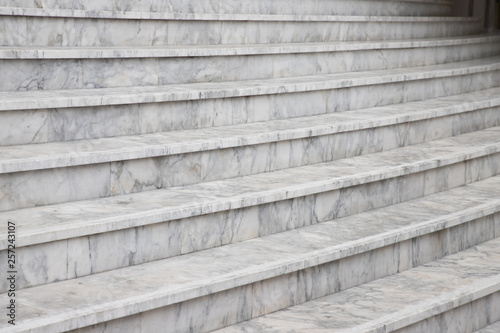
215,236,500,333
2,175,500,333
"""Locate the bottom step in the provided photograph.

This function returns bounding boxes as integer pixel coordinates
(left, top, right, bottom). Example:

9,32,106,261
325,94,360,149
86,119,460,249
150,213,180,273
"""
217,237,500,333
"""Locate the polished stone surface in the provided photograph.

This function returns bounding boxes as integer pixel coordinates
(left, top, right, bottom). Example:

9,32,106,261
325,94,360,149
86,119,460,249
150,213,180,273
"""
1,0,500,332
2,170,499,292
215,238,500,333
1,127,499,246
2,87,500,173
475,321,500,333
0,0,453,16
2,226,499,332
2,56,499,111
0,8,482,47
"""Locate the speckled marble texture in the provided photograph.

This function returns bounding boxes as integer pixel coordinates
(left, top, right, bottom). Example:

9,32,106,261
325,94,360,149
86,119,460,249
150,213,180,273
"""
0,8,482,47
2,35,500,91
0,0,453,16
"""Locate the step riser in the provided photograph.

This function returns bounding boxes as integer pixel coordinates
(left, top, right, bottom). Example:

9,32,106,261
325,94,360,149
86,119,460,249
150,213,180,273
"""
393,292,500,333
2,107,500,212
0,0,453,16
66,214,500,333
1,16,481,47
5,160,498,292
4,42,500,91
3,70,500,146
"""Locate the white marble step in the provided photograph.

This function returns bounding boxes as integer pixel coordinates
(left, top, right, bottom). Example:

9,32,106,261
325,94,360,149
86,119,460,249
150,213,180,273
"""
2,55,500,112
3,34,500,91
215,237,500,333
1,177,499,333
2,56,500,146
2,127,500,288
1,8,481,46
475,321,500,333
3,87,500,174
8,35,493,60
0,0,453,16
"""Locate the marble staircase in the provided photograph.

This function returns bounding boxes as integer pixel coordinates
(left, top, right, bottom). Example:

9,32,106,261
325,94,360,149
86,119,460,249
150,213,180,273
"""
0,0,500,332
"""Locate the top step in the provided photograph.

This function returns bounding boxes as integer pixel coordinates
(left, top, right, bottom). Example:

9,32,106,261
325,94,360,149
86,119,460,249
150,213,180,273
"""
0,0,453,16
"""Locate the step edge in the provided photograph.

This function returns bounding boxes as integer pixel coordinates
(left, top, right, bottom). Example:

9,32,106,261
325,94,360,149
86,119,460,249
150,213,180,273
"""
4,199,500,333
3,34,497,59
0,7,469,22
1,56,499,111
2,138,500,249
3,91,500,174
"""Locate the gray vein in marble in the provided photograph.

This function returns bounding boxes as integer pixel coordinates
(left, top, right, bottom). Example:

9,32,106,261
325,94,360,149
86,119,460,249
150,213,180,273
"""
1,87,500,173
1,127,500,249
0,6,472,22
216,239,500,332
2,34,498,59
3,225,500,332
1,56,499,111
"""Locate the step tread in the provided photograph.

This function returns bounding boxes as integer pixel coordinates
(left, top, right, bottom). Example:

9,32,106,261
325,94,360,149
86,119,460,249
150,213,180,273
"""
215,237,500,333
2,126,500,249
2,176,500,332
1,55,499,111
3,34,497,59
2,87,500,173
0,7,464,21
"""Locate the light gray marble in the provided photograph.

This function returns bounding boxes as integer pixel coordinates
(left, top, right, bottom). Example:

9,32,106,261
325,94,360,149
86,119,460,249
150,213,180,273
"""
3,223,500,333
1,149,500,292
1,56,499,111
0,8,482,47
2,103,500,211
215,239,500,333
0,0,453,16
4,34,498,60
474,320,500,333
1,122,499,212
1,58,500,147
2,36,500,91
